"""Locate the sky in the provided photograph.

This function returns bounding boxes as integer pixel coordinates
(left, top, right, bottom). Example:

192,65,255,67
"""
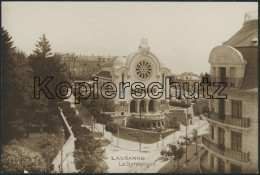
2,2,258,75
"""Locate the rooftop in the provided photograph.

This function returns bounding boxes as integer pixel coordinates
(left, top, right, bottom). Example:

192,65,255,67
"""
223,11,258,47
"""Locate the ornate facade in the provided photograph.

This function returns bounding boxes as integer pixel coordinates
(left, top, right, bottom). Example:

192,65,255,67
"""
95,38,171,130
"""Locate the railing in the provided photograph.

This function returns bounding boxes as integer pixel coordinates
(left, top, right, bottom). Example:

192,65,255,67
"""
203,111,250,128
202,135,250,163
134,113,165,120
210,76,244,88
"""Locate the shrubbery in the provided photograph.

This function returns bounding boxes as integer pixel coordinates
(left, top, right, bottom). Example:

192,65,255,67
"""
67,116,83,127
105,122,118,134
62,107,76,118
72,126,91,138
59,101,71,109
169,100,191,108
193,99,208,116
45,115,62,134
1,144,47,173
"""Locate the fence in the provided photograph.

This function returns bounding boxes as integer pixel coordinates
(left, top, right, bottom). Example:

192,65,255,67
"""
118,127,176,143
51,107,76,173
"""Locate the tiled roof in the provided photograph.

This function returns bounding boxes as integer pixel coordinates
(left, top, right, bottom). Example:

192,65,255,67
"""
222,18,258,91
102,58,116,67
223,19,258,47
237,47,258,90
94,71,112,79
101,56,126,67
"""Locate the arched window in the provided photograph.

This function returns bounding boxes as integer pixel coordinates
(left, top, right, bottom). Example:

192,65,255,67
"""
130,100,137,113
140,100,145,113
149,100,155,112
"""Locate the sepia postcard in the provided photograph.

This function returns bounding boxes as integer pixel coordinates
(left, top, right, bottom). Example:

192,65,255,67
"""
1,1,258,173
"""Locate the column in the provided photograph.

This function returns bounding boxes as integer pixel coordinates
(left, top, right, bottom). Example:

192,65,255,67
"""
145,101,149,113
214,125,219,144
213,156,218,173
207,152,212,169
224,159,230,173
136,100,140,113
208,123,212,139
209,99,212,111
224,127,231,149
214,66,219,80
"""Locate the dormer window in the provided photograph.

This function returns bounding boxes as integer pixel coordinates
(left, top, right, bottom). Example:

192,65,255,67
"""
251,38,258,45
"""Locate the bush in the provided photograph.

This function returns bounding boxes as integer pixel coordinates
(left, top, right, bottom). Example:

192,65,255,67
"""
72,126,91,138
95,113,113,125
62,107,76,117
105,122,118,134
126,115,139,129
1,144,47,173
169,100,191,108
67,116,83,127
59,101,71,109
38,134,59,171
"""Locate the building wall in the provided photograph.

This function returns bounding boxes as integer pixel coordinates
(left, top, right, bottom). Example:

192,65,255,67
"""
59,53,111,81
206,49,258,173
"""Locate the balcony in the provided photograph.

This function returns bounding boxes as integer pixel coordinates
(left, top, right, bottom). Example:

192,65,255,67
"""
203,111,250,128
210,77,244,88
202,135,250,163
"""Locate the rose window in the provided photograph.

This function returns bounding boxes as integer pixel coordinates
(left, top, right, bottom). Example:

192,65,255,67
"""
135,60,153,79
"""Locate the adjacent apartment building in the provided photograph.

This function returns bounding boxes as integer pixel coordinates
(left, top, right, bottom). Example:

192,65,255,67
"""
200,11,258,173
59,53,112,80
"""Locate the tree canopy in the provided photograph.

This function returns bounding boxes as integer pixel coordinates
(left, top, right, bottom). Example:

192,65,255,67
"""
1,144,47,173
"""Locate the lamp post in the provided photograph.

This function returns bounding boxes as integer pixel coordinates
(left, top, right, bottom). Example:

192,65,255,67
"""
91,115,94,132
185,99,189,166
60,128,65,173
139,107,143,152
117,122,120,146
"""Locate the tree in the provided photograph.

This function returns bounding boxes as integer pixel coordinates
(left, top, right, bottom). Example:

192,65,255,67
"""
174,147,185,172
1,144,47,173
72,126,91,138
33,34,51,57
74,135,108,173
193,99,209,117
38,134,59,171
1,28,33,143
29,34,70,101
45,115,62,134
192,129,199,158
95,113,113,135
59,101,71,109
160,149,167,160
62,107,76,118
105,122,118,142
67,116,83,127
